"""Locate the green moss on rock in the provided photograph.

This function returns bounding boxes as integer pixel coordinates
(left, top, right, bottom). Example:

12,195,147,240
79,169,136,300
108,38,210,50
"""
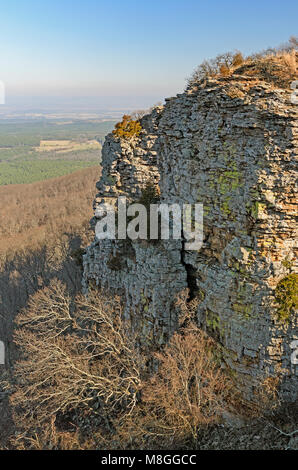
250,201,266,219
275,273,298,322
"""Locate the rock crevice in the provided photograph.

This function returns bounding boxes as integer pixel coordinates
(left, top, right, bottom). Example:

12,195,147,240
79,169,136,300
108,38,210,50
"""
83,76,297,401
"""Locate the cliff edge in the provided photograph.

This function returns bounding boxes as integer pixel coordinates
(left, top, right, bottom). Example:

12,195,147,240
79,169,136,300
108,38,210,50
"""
83,73,298,402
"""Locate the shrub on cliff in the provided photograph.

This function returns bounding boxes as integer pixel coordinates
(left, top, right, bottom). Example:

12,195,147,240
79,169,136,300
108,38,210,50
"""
115,324,232,450
136,182,161,241
6,280,144,447
187,51,243,84
187,37,297,89
232,52,244,67
138,181,160,209
113,115,142,139
5,281,232,450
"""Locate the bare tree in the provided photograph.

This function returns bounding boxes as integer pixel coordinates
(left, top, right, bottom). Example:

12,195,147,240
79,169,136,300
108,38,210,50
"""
114,323,233,450
7,280,144,434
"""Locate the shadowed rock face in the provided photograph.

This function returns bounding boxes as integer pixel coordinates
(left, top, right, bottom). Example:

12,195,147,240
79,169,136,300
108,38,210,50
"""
83,76,298,402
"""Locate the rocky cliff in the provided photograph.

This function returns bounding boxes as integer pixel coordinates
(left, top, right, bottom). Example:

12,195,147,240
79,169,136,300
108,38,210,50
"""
83,74,298,402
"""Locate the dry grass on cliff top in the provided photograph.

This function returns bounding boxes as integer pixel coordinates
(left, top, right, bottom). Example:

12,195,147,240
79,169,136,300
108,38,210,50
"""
187,36,298,89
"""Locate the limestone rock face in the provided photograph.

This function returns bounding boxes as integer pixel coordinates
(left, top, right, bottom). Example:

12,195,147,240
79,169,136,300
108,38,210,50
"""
83,76,298,402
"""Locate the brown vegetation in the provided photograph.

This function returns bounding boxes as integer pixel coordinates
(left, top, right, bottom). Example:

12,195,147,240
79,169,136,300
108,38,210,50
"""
1,39,296,450
0,165,99,353
187,37,297,89
0,165,99,258
0,167,99,447
5,280,284,450
115,324,232,450
5,281,232,450
8,283,143,433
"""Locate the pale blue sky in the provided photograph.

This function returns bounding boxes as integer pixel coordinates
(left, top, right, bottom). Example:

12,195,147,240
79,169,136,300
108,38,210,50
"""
0,0,297,108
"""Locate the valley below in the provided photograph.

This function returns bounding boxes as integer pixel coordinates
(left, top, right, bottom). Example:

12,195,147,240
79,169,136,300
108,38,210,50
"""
0,115,115,184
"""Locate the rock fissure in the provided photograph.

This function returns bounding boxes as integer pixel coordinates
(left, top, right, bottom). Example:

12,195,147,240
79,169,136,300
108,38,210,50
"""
83,76,297,402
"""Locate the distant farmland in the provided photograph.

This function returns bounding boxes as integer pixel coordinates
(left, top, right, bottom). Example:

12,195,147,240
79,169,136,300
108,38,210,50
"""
0,159,100,185
0,118,116,185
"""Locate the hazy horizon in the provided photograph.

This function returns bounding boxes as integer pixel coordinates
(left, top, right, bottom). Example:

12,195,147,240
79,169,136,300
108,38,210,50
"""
0,0,297,114
0,94,166,118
